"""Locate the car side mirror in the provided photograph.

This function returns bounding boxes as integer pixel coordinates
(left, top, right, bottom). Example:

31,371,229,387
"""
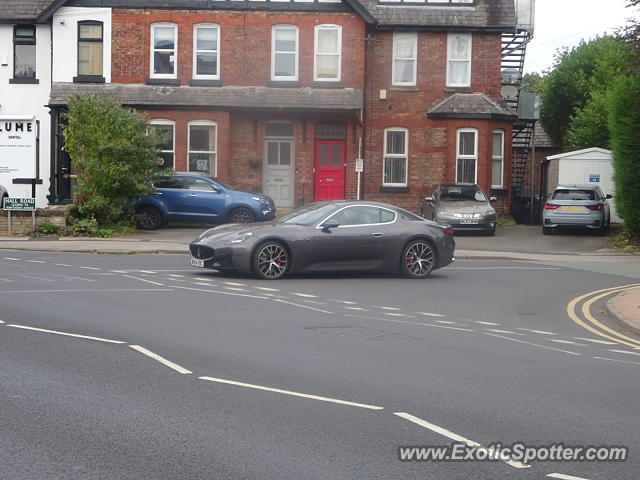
425,196,435,203
211,186,221,193
605,194,612,199
321,219,339,232
490,196,497,202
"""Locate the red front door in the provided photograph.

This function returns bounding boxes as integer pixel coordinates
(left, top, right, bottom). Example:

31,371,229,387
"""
314,140,345,201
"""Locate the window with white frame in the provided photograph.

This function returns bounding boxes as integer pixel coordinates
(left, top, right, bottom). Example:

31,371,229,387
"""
447,33,471,87
272,25,298,81
392,32,416,86
383,128,408,186
456,128,477,184
188,121,217,175
151,23,177,78
314,25,341,81
149,120,175,170
492,129,504,188
193,23,219,79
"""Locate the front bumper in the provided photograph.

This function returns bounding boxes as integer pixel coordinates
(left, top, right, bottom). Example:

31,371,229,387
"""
189,242,252,272
438,218,496,232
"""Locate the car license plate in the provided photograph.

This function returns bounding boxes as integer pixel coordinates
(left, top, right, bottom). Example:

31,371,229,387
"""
460,219,479,224
561,206,583,212
190,258,204,267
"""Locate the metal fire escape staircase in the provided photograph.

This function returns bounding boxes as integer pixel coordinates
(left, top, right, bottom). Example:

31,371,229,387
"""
501,30,535,221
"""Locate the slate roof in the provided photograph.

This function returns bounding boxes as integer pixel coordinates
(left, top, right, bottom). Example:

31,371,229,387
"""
533,123,557,148
427,93,517,121
49,83,364,111
353,0,516,29
0,0,57,22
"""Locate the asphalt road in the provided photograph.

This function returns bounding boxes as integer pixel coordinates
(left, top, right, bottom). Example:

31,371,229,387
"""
1,252,639,480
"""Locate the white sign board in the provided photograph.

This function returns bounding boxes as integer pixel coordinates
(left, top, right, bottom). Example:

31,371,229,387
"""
355,159,364,173
0,116,37,179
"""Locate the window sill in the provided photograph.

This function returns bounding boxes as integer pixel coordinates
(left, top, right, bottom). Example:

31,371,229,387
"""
444,86,472,93
73,75,105,83
9,78,39,84
380,186,409,193
390,85,418,91
311,81,343,89
190,79,222,87
269,80,300,88
146,77,180,85
491,187,508,195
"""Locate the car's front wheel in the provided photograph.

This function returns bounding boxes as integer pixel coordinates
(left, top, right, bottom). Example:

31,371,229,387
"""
400,239,436,279
136,206,163,230
229,207,255,223
253,241,289,280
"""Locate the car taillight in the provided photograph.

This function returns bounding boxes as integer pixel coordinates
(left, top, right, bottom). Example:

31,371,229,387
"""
585,204,603,211
443,227,454,235
544,203,560,210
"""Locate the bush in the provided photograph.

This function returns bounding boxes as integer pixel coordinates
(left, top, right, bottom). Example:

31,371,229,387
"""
62,94,166,226
32,220,64,237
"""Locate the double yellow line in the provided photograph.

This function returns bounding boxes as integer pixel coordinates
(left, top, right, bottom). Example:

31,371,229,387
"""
567,284,640,349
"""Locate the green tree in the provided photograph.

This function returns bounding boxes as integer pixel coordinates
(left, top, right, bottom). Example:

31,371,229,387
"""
521,71,547,93
540,36,631,148
63,94,165,225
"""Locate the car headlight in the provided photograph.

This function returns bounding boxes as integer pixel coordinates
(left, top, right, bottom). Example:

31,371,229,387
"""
252,196,269,205
230,232,254,244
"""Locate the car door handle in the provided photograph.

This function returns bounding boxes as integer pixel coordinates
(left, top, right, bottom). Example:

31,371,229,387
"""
153,192,163,196
186,194,198,197
372,233,383,237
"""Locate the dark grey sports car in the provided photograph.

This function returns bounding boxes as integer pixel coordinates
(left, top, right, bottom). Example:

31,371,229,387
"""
189,201,455,279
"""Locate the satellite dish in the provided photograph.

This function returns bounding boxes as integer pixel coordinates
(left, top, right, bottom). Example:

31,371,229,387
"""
501,85,518,101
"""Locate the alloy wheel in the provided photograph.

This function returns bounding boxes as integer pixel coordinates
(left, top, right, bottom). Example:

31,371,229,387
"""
256,243,288,279
404,241,434,278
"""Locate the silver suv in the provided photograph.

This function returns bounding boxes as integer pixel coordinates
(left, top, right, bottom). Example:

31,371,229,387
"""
542,185,611,235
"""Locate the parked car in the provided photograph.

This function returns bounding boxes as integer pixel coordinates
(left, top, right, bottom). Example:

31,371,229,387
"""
189,201,455,280
134,173,276,230
422,184,497,235
542,184,611,235
0,184,8,208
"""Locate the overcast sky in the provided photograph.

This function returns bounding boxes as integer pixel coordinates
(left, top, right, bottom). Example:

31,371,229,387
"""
524,0,640,73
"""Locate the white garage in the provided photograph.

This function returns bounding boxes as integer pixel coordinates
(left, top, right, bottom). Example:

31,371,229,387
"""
544,147,621,223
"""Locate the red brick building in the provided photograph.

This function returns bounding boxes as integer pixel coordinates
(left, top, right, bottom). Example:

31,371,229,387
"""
48,0,521,216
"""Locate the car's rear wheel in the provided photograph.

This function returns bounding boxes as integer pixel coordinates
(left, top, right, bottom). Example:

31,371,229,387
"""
401,239,436,279
253,241,289,280
136,206,163,230
229,207,255,224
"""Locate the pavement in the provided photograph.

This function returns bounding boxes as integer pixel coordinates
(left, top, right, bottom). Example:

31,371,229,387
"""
1,223,639,334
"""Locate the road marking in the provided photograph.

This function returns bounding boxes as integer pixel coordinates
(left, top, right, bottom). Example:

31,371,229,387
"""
54,263,72,267
0,319,5,323
79,266,101,270
15,274,54,282
338,300,358,305
574,337,618,345
25,260,46,264
415,312,445,317
129,345,192,374
472,321,500,326
548,339,587,346
484,333,582,356
292,292,318,298
449,266,562,270
344,314,475,332
394,412,529,469
172,285,268,300
139,270,157,274
168,274,185,278
7,324,125,344
122,274,165,286
435,320,456,325
517,328,556,335
547,473,591,480
607,349,640,357
0,288,172,294
194,282,214,286
0,278,16,283
224,287,248,292
224,281,246,286
378,306,401,311
581,287,640,348
194,277,213,282
593,356,640,366
3,257,20,261
384,312,414,317
345,307,370,311
255,286,280,292
486,329,523,335
199,376,383,410
48,273,95,282
273,298,333,314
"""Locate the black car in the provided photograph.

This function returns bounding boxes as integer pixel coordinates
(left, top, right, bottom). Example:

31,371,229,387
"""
422,184,497,235
190,201,455,280
0,184,8,208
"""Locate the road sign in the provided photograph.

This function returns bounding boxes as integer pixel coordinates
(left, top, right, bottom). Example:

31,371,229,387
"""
355,159,364,173
3,197,36,211
589,174,600,183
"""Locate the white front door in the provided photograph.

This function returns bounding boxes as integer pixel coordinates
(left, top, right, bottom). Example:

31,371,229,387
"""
263,139,294,208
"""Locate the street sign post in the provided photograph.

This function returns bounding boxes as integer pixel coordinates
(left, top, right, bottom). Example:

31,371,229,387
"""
3,197,36,235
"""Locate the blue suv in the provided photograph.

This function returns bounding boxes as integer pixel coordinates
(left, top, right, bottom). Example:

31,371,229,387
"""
134,173,276,229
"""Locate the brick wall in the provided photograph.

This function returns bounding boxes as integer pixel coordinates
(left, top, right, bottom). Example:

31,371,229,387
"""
111,9,365,88
0,209,68,236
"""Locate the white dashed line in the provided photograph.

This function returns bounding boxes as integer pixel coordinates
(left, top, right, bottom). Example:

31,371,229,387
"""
53,263,72,267
472,321,500,326
194,277,213,282
415,312,445,317
394,412,529,469
194,282,214,286
122,274,165,286
224,282,246,286
7,324,125,344
78,266,101,271
486,329,523,335
574,337,618,345
168,274,185,278
292,293,318,298
548,339,587,346
224,287,248,292
139,270,157,274
273,298,334,314
3,257,20,261
172,285,268,300
345,307,371,311
338,300,358,305
517,328,556,335
129,345,192,374
384,312,414,317
484,333,581,356
593,356,640,366
546,473,591,480
378,306,401,311
435,320,456,325
26,260,46,264
199,376,383,410
0,319,5,324
607,349,640,357
255,287,280,292
344,314,475,332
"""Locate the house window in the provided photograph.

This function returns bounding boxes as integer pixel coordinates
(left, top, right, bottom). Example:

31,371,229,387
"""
447,33,471,87
314,25,341,81
149,120,175,170
383,128,408,186
392,32,416,86
188,121,217,175
151,23,177,78
77,21,103,78
492,129,504,188
456,128,477,184
272,25,298,81
193,24,219,79
13,25,37,81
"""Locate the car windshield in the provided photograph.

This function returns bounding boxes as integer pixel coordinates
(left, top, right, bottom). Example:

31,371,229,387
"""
552,189,595,201
439,186,487,202
278,203,337,226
